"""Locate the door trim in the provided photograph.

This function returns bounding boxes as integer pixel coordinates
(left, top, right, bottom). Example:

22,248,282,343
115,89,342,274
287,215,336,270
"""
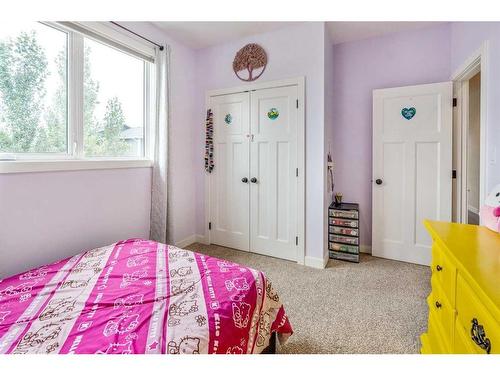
203,76,306,265
451,41,488,223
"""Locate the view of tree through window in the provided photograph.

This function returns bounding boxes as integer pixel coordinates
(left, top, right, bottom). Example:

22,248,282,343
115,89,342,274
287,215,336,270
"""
0,22,147,158
0,22,67,153
83,38,145,157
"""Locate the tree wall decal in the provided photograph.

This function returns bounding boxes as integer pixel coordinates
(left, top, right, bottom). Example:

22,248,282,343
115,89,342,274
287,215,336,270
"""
232,43,267,82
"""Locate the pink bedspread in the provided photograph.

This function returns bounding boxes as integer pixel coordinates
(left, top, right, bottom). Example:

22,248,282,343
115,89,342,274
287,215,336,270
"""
0,239,292,354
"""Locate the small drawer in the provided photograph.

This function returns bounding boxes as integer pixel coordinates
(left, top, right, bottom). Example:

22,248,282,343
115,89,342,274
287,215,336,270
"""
429,276,454,350
329,218,358,228
331,235,359,245
328,242,359,254
330,226,359,237
329,209,359,219
455,274,500,354
426,310,448,354
431,244,455,302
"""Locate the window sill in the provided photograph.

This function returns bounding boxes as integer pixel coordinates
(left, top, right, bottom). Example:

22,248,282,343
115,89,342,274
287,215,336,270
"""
0,159,153,174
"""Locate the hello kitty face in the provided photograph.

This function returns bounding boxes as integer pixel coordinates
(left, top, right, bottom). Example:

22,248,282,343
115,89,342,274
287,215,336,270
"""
71,260,102,274
169,300,198,317
0,281,37,300
114,294,144,309
226,346,244,354
485,183,500,207
168,250,190,263
170,266,192,278
225,277,250,292
126,256,148,268
130,247,150,255
39,297,77,321
98,341,133,354
232,302,251,329
167,336,200,354
19,266,49,280
60,279,89,290
171,279,195,296
103,313,140,336
120,269,148,288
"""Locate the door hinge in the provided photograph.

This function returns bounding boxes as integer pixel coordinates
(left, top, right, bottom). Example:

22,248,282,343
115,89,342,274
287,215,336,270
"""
296,99,299,108
452,170,457,179
296,168,298,177
453,98,457,107
295,236,298,246
208,222,212,230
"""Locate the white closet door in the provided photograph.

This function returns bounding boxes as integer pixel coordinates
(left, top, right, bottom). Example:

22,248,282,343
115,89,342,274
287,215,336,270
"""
372,82,452,266
249,86,298,261
209,92,250,251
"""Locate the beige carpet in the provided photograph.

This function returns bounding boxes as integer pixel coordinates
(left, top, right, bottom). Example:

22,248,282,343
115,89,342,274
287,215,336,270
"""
186,243,431,354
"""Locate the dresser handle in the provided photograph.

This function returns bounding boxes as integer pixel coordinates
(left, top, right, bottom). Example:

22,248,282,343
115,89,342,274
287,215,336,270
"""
435,301,442,309
436,265,442,271
471,318,491,354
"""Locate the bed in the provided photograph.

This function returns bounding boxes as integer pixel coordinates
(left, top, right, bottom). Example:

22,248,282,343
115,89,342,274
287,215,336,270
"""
0,239,292,354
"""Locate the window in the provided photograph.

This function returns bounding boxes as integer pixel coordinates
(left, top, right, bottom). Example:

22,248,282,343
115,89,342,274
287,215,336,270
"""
0,22,155,164
84,38,146,158
0,22,68,154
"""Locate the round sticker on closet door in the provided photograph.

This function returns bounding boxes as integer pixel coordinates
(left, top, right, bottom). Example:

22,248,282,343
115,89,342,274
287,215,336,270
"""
224,114,232,125
267,108,279,120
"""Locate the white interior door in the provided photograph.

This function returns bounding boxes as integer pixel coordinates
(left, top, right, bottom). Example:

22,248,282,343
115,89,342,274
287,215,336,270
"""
249,86,298,261
209,92,250,251
372,82,452,266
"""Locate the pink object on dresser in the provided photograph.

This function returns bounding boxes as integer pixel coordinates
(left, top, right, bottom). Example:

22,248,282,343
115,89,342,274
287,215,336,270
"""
0,239,292,354
480,183,500,233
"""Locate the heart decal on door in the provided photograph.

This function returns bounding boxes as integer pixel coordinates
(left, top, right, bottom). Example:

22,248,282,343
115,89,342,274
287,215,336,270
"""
401,107,416,120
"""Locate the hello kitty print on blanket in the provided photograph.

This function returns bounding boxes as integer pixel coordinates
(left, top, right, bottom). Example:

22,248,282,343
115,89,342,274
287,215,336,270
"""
0,239,292,354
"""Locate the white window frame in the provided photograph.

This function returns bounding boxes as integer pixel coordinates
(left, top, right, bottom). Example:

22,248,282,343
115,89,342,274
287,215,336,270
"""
0,21,156,174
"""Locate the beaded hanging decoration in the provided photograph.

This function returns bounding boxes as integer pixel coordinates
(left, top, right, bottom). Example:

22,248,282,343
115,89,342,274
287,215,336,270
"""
205,109,214,173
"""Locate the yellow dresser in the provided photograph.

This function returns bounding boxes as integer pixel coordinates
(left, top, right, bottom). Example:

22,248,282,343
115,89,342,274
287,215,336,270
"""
421,221,500,354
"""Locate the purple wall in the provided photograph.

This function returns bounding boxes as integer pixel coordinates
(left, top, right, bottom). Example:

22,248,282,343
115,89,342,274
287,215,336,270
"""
194,23,327,260
0,168,151,278
331,24,452,248
450,22,500,194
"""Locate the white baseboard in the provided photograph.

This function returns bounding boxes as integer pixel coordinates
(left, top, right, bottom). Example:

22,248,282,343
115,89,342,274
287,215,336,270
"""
175,234,208,248
360,245,372,254
304,254,328,269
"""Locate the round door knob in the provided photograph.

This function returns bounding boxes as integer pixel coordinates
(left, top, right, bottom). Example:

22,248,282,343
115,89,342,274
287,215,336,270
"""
250,177,258,183
241,177,248,183
435,301,442,309
375,179,383,185
436,265,443,272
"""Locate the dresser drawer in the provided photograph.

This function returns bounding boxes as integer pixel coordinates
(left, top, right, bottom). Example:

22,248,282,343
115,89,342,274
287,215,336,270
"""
330,226,359,236
455,274,500,354
329,209,358,219
453,317,476,354
329,218,358,228
431,244,455,300
428,276,455,350
426,310,448,354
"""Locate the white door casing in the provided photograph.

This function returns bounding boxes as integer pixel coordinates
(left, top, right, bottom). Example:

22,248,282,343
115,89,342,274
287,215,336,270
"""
209,92,250,251
250,86,298,261
372,82,453,266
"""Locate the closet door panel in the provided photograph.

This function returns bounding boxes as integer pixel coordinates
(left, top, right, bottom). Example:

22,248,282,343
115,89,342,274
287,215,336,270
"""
209,92,250,251
250,86,298,261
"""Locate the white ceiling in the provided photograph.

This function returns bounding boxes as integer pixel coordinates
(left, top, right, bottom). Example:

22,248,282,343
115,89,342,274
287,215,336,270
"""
152,22,301,49
152,21,446,49
327,22,446,44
